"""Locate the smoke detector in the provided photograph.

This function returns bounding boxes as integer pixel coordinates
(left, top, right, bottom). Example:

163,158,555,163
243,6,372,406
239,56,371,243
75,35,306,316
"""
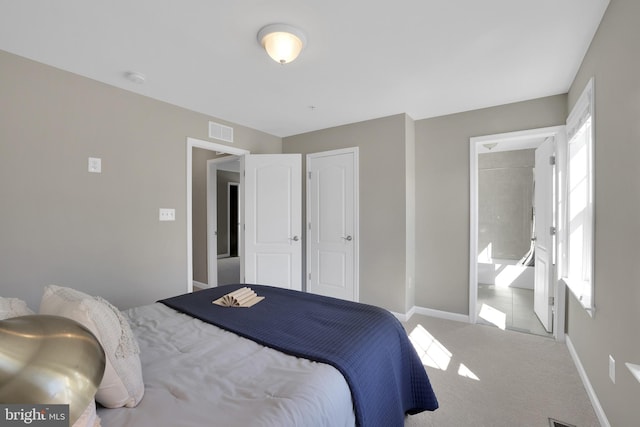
124,71,146,84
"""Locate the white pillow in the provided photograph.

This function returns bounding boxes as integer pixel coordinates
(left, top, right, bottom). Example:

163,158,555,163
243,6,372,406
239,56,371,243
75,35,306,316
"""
39,285,144,408
0,297,34,319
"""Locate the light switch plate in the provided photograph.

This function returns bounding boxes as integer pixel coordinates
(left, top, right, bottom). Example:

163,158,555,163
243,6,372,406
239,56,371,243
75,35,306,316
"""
88,157,101,173
159,208,176,221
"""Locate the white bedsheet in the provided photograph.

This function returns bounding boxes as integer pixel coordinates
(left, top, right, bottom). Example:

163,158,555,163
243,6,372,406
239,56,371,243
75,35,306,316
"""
97,303,355,427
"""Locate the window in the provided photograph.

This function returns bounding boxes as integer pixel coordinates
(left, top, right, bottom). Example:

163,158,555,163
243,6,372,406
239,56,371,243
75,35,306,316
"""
561,78,595,313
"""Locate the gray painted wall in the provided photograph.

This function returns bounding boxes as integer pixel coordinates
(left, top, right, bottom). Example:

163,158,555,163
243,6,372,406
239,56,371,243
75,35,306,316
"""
414,94,567,314
2,2,637,420
0,50,281,310
478,149,535,261
564,0,640,425
283,114,411,313
283,100,566,315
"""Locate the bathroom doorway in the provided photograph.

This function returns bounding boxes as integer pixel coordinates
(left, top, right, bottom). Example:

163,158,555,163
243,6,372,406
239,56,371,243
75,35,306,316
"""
469,127,566,340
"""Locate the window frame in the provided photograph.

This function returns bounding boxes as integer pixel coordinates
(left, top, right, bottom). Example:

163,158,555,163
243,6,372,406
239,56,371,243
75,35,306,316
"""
560,78,596,315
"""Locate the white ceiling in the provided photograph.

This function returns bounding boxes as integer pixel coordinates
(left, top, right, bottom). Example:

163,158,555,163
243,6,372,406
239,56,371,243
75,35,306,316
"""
0,0,609,138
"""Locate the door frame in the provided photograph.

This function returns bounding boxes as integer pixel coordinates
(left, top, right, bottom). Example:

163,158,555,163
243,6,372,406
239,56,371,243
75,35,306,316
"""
186,137,249,293
469,126,566,341
306,147,360,301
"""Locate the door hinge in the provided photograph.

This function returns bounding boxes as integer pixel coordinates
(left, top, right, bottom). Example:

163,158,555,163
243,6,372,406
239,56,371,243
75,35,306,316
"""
308,171,312,179
550,226,556,236
549,296,555,306
549,155,556,166
308,222,311,230
308,273,311,281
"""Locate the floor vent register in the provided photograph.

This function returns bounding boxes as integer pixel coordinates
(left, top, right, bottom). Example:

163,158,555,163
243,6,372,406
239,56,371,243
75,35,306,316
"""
548,418,576,427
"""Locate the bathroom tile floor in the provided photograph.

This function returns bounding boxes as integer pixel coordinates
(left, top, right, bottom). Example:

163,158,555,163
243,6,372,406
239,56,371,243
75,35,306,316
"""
477,284,553,337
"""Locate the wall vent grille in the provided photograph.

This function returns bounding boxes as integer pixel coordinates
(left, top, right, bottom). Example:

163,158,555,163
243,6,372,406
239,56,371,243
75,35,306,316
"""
209,121,234,143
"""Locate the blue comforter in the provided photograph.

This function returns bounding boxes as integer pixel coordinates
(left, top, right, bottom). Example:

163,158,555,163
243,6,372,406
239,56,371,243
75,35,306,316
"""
160,285,438,426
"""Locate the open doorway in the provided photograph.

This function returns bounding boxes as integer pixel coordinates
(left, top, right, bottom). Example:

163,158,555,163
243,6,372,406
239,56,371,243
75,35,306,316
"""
186,137,249,293
207,158,241,286
469,127,566,341
187,140,303,292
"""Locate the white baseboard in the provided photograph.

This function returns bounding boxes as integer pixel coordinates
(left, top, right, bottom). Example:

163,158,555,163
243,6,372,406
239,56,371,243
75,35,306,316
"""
413,306,470,323
193,280,209,289
392,305,470,324
390,306,415,322
390,311,406,321
566,335,610,427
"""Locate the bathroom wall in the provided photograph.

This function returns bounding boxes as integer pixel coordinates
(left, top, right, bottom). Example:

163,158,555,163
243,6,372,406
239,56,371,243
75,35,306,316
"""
478,149,535,262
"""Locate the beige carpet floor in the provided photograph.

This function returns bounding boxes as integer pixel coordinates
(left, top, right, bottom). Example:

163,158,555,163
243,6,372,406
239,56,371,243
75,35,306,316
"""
403,314,599,427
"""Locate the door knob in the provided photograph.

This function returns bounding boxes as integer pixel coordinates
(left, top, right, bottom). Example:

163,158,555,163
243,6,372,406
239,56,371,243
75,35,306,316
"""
342,235,353,241
290,236,299,241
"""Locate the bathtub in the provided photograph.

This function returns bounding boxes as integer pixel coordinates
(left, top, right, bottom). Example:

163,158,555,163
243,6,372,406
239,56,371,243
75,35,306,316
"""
477,258,534,289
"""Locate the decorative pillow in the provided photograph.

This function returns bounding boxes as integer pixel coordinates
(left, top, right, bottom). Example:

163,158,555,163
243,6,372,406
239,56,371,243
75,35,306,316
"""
0,297,35,320
73,400,101,427
39,285,144,408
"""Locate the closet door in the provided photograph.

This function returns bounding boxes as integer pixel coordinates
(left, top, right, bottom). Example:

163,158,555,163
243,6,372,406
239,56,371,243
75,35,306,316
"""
241,154,302,290
307,148,358,301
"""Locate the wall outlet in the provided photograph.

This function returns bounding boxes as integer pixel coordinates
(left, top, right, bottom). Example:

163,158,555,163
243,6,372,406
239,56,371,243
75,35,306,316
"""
159,208,176,221
609,355,616,383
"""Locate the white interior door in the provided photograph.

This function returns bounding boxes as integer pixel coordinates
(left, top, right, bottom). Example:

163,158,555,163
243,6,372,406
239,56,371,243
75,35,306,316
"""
241,154,302,290
307,148,358,301
534,136,555,332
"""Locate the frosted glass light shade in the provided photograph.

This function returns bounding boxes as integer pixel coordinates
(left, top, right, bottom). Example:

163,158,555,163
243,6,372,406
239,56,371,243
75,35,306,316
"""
258,24,306,64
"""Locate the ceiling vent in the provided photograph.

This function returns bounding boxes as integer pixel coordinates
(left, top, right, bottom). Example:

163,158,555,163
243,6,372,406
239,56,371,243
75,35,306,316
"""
209,121,234,143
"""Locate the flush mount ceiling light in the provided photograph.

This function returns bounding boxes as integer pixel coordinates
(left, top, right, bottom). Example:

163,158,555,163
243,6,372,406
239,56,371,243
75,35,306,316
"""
257,24,307,64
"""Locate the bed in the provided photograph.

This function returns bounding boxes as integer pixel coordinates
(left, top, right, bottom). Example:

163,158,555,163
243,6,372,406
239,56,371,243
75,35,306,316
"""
96,284,438,427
